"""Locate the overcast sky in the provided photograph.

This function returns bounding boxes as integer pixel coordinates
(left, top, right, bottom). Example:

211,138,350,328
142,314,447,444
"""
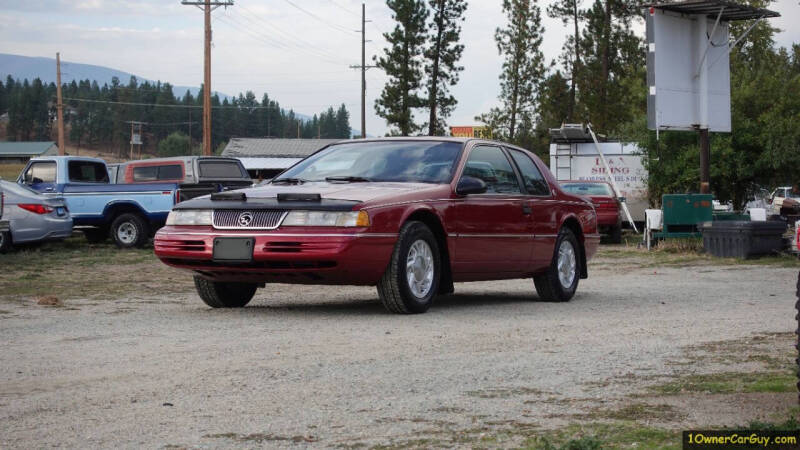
0,0,797,136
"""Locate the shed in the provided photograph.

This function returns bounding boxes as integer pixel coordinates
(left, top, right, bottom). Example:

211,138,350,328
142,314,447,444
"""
0,141,59,164
222,138,341,179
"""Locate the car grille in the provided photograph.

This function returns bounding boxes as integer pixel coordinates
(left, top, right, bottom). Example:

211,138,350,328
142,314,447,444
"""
212,209,287,229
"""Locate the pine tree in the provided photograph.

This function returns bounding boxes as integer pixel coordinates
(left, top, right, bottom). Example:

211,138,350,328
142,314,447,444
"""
478,0,546,143
335,104,351,138
375,0,429,136
425,0,467,136
547,0,582,121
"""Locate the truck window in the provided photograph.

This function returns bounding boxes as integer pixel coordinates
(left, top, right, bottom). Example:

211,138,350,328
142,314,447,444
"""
132,166,158,181
158,164,183,181
198,161,245,179
508,149,550,196
24,161,57,184
68,161,109,183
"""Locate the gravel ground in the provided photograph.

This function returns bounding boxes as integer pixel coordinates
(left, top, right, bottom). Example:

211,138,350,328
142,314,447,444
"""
0,262,796,448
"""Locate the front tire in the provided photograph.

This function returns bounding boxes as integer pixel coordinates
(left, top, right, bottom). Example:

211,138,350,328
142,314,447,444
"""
0,230,12,254
534,228,581,302
377,221,441,314
111,213,149,248
194,276,258,308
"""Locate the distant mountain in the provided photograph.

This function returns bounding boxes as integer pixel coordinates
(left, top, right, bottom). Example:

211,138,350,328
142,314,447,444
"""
0,53,361,133
0,53,217,99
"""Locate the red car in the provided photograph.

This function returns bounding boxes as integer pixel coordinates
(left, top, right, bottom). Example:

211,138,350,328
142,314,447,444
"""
560,181,622,244
154,138,600,314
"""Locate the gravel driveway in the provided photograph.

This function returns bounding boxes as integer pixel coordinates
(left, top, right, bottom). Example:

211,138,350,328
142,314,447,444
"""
0,262,796,448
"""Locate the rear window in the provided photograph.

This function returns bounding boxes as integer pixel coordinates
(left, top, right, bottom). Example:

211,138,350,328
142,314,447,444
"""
68,161,109,183
132,166,158,181
132,164,183,182
198,161,245,179
561,183,613,196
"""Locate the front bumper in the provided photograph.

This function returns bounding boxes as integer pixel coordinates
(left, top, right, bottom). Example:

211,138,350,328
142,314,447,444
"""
154,225,397,285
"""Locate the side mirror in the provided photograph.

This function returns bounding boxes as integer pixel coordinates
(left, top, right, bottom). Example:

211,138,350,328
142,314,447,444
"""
456,176,487,195
618,196,626,203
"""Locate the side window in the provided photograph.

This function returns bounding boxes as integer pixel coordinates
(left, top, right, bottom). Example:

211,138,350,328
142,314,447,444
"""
132,166,158,182
462,146,521,194
68,161,109,183
158,164,183,181
509,149,550,196
24,162,57,184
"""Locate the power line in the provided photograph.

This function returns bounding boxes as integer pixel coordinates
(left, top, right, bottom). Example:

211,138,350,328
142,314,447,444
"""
63,97,357,110
282,0,358,37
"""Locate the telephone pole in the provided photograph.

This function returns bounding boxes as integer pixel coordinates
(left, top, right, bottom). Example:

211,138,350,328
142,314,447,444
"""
55,53,65,155
349,3,376,139
182,0,233,155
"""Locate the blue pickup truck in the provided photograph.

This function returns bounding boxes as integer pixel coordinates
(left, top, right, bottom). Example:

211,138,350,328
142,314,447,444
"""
17,156,178,248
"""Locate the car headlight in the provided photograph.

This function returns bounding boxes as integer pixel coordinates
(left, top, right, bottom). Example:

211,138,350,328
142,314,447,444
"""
282,210,370,227
166,209,213,226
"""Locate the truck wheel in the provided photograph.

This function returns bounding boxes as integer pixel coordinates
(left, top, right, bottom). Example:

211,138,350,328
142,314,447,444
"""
83,227,109,244
111,213,149,249
0,231,12,254
194,276,258,308
533,228,581,302
376,221,441,314
609,224,622,244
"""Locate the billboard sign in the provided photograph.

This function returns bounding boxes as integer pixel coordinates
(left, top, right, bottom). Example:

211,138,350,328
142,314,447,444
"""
450,126,492,139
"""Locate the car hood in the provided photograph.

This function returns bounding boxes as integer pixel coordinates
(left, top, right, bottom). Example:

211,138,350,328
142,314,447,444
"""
174,181,446,211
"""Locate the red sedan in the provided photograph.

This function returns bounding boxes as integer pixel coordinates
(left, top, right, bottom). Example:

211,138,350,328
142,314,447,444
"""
154,138,600,314
560,181,623,244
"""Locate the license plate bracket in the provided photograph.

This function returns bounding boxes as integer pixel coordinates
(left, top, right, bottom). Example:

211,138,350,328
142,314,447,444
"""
212,237,254,263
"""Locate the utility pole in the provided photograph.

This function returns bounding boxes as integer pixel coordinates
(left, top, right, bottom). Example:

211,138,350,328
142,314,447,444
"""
349,3,377,139
182,0,233,155
55,53,65,155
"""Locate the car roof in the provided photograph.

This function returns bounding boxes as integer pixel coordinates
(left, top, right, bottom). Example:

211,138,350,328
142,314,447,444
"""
29,155,106,163
330,136,535,152
120,156,240,165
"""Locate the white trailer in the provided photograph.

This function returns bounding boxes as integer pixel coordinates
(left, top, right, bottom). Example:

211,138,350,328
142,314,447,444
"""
549,130,648,223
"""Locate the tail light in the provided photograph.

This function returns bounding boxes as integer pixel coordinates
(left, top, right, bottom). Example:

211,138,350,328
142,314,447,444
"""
18,204,54,214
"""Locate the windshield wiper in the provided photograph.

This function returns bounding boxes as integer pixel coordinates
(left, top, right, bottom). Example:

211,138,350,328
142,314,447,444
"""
271,177,308,185
325,176,372,183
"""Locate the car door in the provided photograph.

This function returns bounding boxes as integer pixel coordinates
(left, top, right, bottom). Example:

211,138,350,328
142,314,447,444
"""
452,144,533,274
507,148,558,271
21,161,57,194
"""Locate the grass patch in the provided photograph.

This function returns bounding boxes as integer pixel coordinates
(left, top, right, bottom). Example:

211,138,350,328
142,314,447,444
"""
0,163,24,180
525,422,680,450
0,235,191,300
650,371,796,395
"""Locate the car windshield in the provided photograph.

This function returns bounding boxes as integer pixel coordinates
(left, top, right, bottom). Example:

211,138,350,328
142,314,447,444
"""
274,141,463,184
561,182,613,196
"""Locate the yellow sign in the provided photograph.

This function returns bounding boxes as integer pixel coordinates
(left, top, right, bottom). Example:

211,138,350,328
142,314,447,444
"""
450,126,492,139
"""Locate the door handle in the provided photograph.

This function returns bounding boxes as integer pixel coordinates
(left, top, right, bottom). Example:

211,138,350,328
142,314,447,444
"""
522,204,532,215
45,187,54,192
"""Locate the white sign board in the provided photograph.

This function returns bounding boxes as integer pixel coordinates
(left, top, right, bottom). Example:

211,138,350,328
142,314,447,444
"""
550,142,648,222
647,8,731,132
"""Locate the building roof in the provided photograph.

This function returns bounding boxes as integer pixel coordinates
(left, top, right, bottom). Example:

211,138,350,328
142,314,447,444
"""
647,0,780,21
0,141,57,157
222,138,342,158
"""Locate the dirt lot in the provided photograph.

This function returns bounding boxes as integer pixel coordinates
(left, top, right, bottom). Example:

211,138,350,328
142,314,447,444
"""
0,237,798,449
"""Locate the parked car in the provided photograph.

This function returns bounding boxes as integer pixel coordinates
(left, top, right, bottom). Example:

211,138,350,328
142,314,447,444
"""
17,156,178,248
560,181,622,243
154,138,600,313
0,183,9,249
115,156,252,202
0,179,72,253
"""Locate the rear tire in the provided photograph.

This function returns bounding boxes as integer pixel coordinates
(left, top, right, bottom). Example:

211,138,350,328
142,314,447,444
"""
83,227,109,244
0,231,11,254
377,221,440,314
111,213,149,248
194,276,258,308
534,228,581,302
